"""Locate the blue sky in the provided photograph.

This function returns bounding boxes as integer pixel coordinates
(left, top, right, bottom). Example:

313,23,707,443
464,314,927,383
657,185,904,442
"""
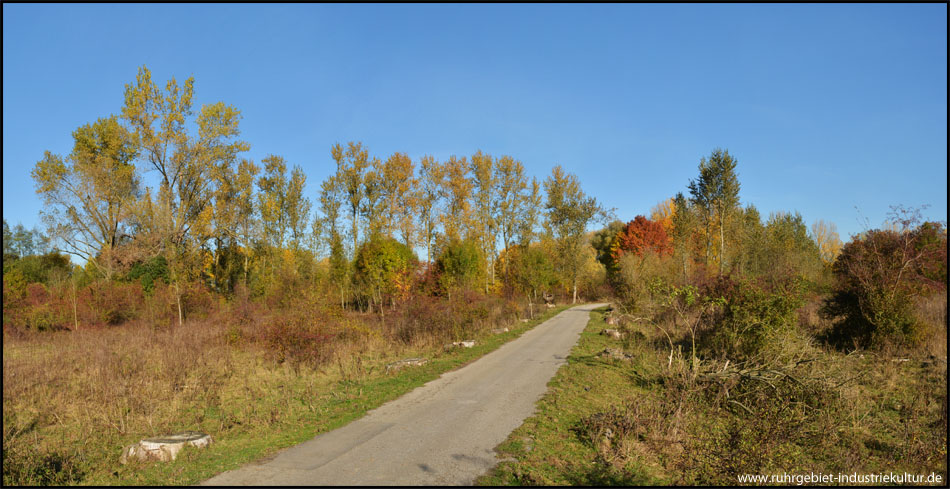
3,3,947,248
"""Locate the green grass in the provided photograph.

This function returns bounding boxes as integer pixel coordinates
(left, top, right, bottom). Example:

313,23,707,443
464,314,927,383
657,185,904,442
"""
476,306,666,485
78,304,572,486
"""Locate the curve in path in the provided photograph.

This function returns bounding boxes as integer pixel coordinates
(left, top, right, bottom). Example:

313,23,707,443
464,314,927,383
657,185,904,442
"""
203,303,607,486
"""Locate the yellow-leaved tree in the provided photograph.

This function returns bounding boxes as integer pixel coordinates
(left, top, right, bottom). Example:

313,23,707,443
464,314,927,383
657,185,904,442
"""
121,65,249,325
32,115,139,279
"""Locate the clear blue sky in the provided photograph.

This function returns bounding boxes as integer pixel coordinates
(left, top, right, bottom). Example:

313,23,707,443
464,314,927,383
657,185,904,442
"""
3,3,947,247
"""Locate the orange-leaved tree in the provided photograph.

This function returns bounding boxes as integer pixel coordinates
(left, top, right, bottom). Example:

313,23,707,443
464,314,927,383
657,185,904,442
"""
612,215,673,262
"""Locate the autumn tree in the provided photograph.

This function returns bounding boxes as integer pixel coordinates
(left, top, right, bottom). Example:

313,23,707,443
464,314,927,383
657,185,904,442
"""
417,155,443,265
811,219,843,265
469,150,496,292
517,177,543,246
32,116,139,279
257,155,289,249
233,159,260,285
613,215,673,260
493,155,531,285
688,148,740,276
670,192,696,282
732,203,766,277
360,158,386,240
318,174,349,308
121,65,249,325
650,198,676,237
378,152,417,248
590,219,626,288
439,155,472,244
285,166,312,250
206,155,259,291
822,208,947,349
331,141,371,256
763,211,823,283
353,236,417,315
508,243,556,313
435,238,483,297
544,165,603,303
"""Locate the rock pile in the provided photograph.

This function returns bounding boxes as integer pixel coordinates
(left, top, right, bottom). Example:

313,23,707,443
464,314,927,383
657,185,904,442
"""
385,358,429,373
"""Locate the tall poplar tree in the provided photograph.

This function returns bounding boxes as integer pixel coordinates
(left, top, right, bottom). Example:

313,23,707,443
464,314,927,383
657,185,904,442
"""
688,148,740,276
493,155,530,284
319,174,348,307
417,155,443,265
331,141,371,256
470,150,496,292
379,152,417,247
670,192,695,282
257,155,289,249
543,165,603,303
439,155,472,243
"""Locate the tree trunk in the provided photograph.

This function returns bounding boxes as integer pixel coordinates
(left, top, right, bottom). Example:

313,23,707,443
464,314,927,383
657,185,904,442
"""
352,207,359,257
211,246,218,291
705,221,710,267
486,252,493,294
719,212,725,276
174,281,183,327
377,289,384,319
682,254,688,284
72,278,79,331
572,277,577,304
177,294,183,326
489,253,495,290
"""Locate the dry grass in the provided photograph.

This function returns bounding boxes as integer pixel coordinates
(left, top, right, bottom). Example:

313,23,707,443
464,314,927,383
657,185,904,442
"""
916,290,948,358
2,290,527,485
484,298,948,486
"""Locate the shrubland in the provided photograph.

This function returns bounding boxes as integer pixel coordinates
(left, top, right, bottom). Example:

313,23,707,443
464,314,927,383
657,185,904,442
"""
483,149,947,485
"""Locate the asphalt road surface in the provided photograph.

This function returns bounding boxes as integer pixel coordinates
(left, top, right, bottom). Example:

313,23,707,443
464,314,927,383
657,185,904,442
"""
203,303,607,486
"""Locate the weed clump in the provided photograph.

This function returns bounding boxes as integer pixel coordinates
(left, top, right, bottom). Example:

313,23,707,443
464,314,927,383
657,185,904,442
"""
2,444,85,486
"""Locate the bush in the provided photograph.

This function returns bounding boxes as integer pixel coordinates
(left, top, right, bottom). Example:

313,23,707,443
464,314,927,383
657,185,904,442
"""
84,281,144,326
698,276,803,362
434,238,483,295
2,252,72,286
615,250,677,313
354,237,417,311
1,444,85,486
821,223,947,350
392,294,455,345
125,255,169,293
505,244,556,304
387,291,520,346
256,310,337,371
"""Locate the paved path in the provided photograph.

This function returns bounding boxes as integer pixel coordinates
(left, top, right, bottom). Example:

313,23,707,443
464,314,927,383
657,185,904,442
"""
203,303,606,486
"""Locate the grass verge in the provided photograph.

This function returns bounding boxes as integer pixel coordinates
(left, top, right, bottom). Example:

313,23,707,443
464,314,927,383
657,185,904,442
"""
476,306,661,485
